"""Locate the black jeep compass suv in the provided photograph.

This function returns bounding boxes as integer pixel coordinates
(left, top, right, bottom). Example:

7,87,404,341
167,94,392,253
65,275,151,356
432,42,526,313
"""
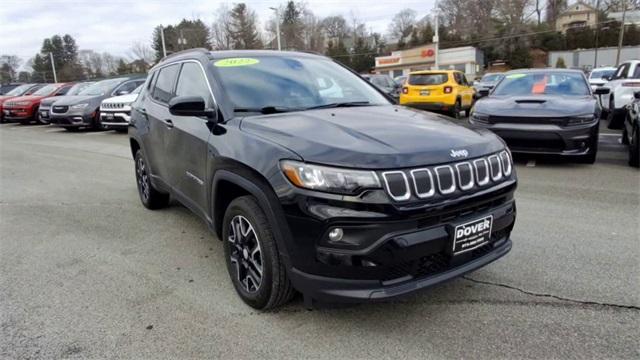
129,49,517,310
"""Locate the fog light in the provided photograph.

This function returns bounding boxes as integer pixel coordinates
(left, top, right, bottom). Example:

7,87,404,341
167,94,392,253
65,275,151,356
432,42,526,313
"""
328,228,344,242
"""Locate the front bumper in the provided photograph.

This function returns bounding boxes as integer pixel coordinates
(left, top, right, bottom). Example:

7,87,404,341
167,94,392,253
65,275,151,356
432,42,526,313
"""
279,182,516,302
49,111,94,127
291,238,511,302
471,120,599,156
3,108,33,120
100,110,130,128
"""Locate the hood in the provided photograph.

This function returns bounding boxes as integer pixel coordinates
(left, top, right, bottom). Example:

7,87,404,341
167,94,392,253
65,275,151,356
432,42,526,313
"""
474,94,596,117
50,95,100,106
0,95,19,104
40,96,64,107
102,93,138,104
240,105,504,169
5,95,46,104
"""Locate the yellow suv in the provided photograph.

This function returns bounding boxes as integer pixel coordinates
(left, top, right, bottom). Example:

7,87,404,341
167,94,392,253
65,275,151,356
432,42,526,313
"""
400,70,475,119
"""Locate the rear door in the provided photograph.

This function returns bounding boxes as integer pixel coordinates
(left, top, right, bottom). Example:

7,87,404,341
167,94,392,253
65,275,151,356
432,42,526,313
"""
144,64,180,183
165,61,213,214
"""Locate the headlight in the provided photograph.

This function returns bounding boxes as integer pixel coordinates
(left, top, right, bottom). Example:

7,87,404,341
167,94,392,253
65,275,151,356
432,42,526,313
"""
280,160,381,195
567,114,595,126
70,103,89,110
470,112,489,124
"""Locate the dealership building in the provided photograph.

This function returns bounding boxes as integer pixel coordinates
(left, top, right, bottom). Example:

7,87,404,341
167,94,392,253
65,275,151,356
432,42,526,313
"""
374,45,485,78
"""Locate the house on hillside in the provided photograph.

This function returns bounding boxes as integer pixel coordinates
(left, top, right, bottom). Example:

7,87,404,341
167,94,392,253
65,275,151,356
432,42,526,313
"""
556,1,597,34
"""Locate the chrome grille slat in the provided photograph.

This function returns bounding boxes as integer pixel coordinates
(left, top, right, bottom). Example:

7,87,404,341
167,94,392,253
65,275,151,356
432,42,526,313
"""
473,158,490,186
434,166,456,194
410,168,435,198
455,162,474,191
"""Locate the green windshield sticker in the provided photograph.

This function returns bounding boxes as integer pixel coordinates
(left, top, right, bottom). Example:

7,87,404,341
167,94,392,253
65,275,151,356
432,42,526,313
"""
214,58,260,67
505,73,527,79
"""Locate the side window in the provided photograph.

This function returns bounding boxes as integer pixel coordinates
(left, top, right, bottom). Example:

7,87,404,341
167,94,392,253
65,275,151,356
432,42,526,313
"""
614,64,628,80
151,64,180,104
175,62,212,104
115,81,139,95
632,64,640,79
453,72,462,85
55,86,71,96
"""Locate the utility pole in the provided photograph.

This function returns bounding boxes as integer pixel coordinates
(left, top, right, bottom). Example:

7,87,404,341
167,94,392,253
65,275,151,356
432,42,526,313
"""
433,0,439,69
594,0,601,68
615,0,627,66
178,29,187,51
160,26,167,58
269,7,282,50
49,52,57,83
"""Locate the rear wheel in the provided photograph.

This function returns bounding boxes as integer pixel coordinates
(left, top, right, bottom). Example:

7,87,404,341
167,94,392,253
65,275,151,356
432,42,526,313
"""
222,196,295,310
134,149,170,209
450,100,461,119
629,125,640,168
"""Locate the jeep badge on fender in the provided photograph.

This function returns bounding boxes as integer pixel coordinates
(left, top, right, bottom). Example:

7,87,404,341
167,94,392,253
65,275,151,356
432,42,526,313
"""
129,49,517,310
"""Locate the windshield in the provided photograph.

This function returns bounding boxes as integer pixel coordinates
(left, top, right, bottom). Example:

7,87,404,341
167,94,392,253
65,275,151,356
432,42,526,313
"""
211,56,389,112
5,84,32,96
79,78,126,96
590,69,616,80
408,73,448,86
492,72,590,96
32,84,59,96
67,82,94,96
481,74,503,83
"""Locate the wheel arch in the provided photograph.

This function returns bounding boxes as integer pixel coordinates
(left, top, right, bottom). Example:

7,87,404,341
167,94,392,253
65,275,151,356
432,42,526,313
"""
210,165,294,269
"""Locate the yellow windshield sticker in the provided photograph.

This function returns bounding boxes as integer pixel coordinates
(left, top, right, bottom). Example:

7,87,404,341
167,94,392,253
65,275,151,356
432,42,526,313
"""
214,58,260,67
505,74,527,79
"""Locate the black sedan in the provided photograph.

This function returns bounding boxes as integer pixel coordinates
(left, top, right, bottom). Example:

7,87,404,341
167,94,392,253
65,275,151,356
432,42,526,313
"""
469,69,609,164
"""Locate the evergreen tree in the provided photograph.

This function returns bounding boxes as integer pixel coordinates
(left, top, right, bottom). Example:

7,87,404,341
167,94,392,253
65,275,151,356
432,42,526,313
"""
117,59,129,75
555,57,566,68
281,1,304,49
229,3,262,49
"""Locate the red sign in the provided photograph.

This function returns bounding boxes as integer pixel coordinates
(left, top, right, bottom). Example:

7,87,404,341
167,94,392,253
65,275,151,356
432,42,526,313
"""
421,49,435,58
378,57,400,65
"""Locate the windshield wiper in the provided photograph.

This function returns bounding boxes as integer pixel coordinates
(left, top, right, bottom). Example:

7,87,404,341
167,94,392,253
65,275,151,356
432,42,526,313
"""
306,101,372,110
234,106,299,115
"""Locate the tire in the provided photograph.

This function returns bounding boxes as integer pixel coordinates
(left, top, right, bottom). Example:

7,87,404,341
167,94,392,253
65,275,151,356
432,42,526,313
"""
134,149,170,209
464,108,471,118
92,112,105,131
450,100,461,119
622,124,629,145
607,98,624,129
629,125,640,168
64,127,79,132
115,128,128,133
222,195,295,310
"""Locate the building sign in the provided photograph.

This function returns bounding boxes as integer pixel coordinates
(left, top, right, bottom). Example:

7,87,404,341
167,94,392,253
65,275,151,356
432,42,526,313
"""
375,44,436,68
376,57,401,66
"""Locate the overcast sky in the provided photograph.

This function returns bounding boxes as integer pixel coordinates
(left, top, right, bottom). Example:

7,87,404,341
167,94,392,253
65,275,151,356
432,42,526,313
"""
1,0,435,69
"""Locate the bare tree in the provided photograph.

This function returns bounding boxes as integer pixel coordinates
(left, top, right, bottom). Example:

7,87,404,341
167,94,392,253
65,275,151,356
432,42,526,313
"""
387,8,418,42
128,41,154,65
210,4,233,50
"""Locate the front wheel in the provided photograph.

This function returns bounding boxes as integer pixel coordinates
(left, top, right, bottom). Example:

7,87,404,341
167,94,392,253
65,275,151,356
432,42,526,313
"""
134,150,170,209
222,196,294,310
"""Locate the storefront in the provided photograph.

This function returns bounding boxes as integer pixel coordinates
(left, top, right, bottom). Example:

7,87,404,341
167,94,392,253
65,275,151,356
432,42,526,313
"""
375,45,484,79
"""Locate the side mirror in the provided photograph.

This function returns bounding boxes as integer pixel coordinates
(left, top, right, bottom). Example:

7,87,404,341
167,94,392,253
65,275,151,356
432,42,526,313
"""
594,87,610,95
169,96,216,121
634,91,640,100
478,89,490,97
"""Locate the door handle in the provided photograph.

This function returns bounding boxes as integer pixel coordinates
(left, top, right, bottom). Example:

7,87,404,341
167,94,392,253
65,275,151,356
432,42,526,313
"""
163,119,174,128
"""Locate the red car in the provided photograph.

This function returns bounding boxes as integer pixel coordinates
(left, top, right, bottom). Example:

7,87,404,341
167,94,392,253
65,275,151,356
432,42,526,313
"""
0,84,45,123
3,83,73,124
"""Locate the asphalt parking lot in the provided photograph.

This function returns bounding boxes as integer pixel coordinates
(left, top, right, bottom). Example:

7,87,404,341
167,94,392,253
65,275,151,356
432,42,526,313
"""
1,121,638,359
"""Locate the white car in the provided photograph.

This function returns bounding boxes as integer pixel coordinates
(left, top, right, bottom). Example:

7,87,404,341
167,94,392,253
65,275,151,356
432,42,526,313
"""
588,66,616,91
601,60,640,128
99,84,143,132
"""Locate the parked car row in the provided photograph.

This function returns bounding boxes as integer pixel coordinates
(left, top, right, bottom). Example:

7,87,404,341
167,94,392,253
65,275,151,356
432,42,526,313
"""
0,75,146,130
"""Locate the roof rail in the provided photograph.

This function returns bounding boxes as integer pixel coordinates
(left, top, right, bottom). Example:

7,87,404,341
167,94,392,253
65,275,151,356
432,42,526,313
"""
161,48,210,62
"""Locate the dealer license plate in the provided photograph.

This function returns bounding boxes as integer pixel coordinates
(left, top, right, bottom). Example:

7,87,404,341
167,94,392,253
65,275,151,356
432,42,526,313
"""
452,215,493,255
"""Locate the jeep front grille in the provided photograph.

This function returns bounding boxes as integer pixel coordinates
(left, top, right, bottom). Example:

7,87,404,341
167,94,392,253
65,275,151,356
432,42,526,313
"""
381,151,512,202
